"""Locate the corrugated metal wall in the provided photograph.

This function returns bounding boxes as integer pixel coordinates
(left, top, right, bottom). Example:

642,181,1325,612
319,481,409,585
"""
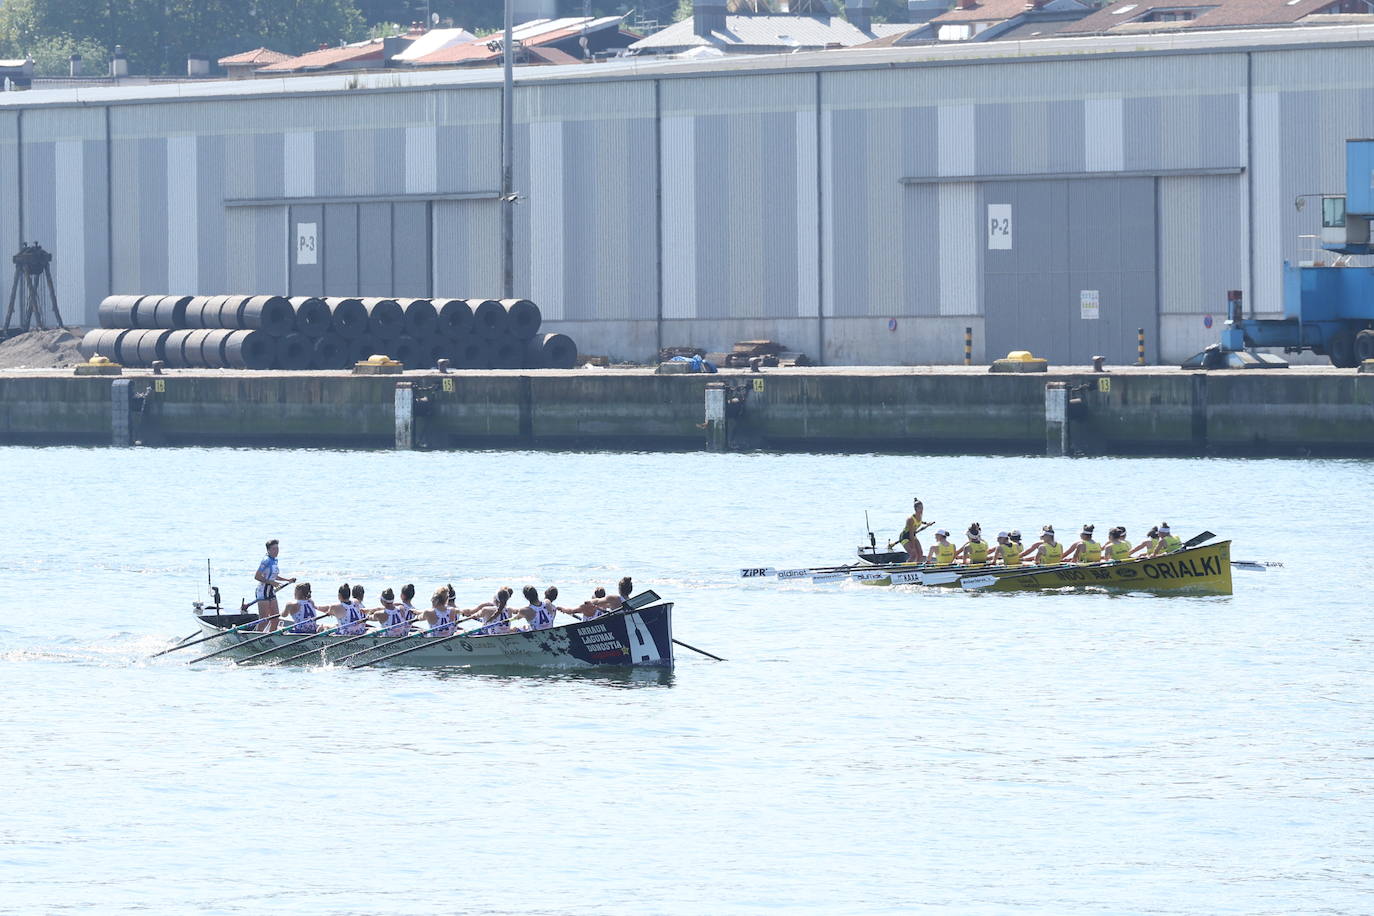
13,42,1374,360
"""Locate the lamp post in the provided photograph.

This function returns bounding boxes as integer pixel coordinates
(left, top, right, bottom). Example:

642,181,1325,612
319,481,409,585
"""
501,0,514,298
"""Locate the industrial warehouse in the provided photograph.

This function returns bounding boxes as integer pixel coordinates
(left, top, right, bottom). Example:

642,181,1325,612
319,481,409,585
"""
3,22,1374,366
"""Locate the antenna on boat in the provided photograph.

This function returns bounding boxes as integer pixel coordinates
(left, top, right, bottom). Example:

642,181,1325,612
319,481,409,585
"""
207,558,221,610
865,511,876,550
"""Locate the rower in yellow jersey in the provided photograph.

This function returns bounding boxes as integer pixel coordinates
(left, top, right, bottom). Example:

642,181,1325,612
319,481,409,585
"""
1020,526,1064,566
1130,525,1161,557
926,529,957,566
955,523,990,566
890,497,927,562
1104,526,1133,562
991,531,1022,567
1060,525,1102,564
1150,523,1183,556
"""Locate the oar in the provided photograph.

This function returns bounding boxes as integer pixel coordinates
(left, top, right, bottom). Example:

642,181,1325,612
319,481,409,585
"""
673,638,724,661
887,520,934,549
149,611,288,659
1231,560,1281,572
238,580,293,613
275,619,409,664
187,619,304,664
234,615,373,665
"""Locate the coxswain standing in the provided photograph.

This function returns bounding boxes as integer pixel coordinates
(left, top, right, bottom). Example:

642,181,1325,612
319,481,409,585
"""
1104,527,1133,562
1021,526,1064,566
1061,525,1102,564
253,539,295,632
927,529,957,566
1151,524,1183,556
955,524,990,567
890,498,927,562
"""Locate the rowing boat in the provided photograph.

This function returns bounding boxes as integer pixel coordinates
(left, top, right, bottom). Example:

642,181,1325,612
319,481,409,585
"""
960,540,1232,595
188,599,676,668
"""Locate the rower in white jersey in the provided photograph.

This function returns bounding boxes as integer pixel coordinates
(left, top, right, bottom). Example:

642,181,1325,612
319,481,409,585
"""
374,588,411,637
421,586,456,637
571,576,633,620
473,587,514,634
510,586,549,630
319,583,368,636
283,583,319,634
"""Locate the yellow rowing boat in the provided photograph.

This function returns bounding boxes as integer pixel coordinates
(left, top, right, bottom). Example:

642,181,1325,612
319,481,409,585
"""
962,540,1232,596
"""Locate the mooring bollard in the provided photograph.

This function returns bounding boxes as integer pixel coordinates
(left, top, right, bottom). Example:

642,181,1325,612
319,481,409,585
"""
111,379,132,447
1045,381,1069,457
705,383,727,451
1137,328,1146,366
964,327,972,366
394,382,414,450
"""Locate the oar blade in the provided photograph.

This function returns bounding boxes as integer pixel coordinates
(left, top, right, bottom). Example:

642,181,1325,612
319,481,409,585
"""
738,567,776,578
960,575,998,591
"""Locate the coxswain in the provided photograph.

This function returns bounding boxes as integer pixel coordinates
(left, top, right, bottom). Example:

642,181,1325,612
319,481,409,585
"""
283,583,318,635
927,529,957,566
1151,524,1183,555
252,538,295,632
1104,526,1133,562
374,588,411,637
955,524,989,566
1021,526,1064,566
991,531,1022,567
1130,526,1161,557
890,498,926,562
1061,525,1102,564
421,587,456,637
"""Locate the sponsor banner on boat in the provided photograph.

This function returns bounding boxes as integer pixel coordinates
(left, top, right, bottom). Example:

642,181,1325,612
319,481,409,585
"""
739,567,775,578
776,568,810,580
850,570,890,581
811,572,847,583
890,571,924,585
977,541,1232,595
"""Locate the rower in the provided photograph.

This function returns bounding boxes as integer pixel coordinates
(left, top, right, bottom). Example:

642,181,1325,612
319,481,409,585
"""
374,588,410,637
322,583,368,636
1061,525,1102,564
421,587,456,637
927,529,957,566
511,585,550,630
955,523,989,566
542,587,567,624
398,584,417,622
1021,526,1064,566
253,538,295,632
471,587,514,634
1130,526,1161,557
1151,523,1183,555
1104,526,1133,562
889,498,926,563
283,583,318,635
991,531,1022,567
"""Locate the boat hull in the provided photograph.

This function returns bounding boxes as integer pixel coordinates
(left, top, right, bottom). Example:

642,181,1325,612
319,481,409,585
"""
192,602,675,668
970,541,1232,595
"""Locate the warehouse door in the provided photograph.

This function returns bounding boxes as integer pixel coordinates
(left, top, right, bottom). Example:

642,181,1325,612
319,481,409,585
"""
982,178,1156,365
287,201,431,297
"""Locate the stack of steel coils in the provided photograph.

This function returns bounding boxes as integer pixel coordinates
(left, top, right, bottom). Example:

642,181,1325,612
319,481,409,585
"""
79,294,579,370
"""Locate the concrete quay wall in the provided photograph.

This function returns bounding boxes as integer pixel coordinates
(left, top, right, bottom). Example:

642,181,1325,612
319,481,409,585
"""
1,368,1372,456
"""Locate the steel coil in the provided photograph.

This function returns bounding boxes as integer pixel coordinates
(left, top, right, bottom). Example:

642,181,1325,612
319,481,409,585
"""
290,297,331,338
526,333,578,370
469,299,506,339
241,295,294,336
399,299,438,339
361,298,404,341
327,298,368,340
435,299,472,338
312,332,349,369
276,332,314,370
499,299,541,341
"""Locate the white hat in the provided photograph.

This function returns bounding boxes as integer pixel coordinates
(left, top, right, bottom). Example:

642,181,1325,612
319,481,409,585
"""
1159,525,1171,534
997,531,1009,538
936,528,949,536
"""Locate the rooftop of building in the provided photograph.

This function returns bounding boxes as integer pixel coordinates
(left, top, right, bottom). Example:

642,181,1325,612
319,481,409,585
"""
630,13,909,51
6,19,1374,108
1063,0,1374,34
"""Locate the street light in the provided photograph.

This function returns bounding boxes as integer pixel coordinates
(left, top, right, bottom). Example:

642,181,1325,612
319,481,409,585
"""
501,0,514,298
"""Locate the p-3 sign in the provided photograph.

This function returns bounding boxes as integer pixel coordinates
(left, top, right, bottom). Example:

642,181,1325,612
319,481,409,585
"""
296,222,318,265
987,204,1012,250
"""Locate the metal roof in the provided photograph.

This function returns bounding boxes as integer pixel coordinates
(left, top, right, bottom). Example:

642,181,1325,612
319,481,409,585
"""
392,28,478,61
4,20,1374,109
630,14,908,51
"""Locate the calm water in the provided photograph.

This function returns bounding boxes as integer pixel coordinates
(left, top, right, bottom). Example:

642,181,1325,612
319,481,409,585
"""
0,447,1370,914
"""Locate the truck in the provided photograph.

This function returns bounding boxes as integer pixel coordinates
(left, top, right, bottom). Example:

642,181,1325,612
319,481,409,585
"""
1185,138,1374,369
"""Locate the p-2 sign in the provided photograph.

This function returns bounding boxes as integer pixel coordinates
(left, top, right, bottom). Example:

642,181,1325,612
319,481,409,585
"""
296,222,318,265
987,204,1012,250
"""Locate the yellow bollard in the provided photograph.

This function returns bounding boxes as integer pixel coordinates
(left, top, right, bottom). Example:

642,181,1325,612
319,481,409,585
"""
1137,328,1146,366
964,327,972,366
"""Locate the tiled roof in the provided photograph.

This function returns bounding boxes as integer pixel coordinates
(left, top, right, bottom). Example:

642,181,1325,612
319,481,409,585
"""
631,14,909,51
1063,0,1355,34
256,40,384,72
392,28,478,61
409,17,625,64
218,47,290,66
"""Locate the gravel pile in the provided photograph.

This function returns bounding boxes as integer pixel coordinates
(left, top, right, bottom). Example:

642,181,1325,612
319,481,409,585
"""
0,328,87,369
